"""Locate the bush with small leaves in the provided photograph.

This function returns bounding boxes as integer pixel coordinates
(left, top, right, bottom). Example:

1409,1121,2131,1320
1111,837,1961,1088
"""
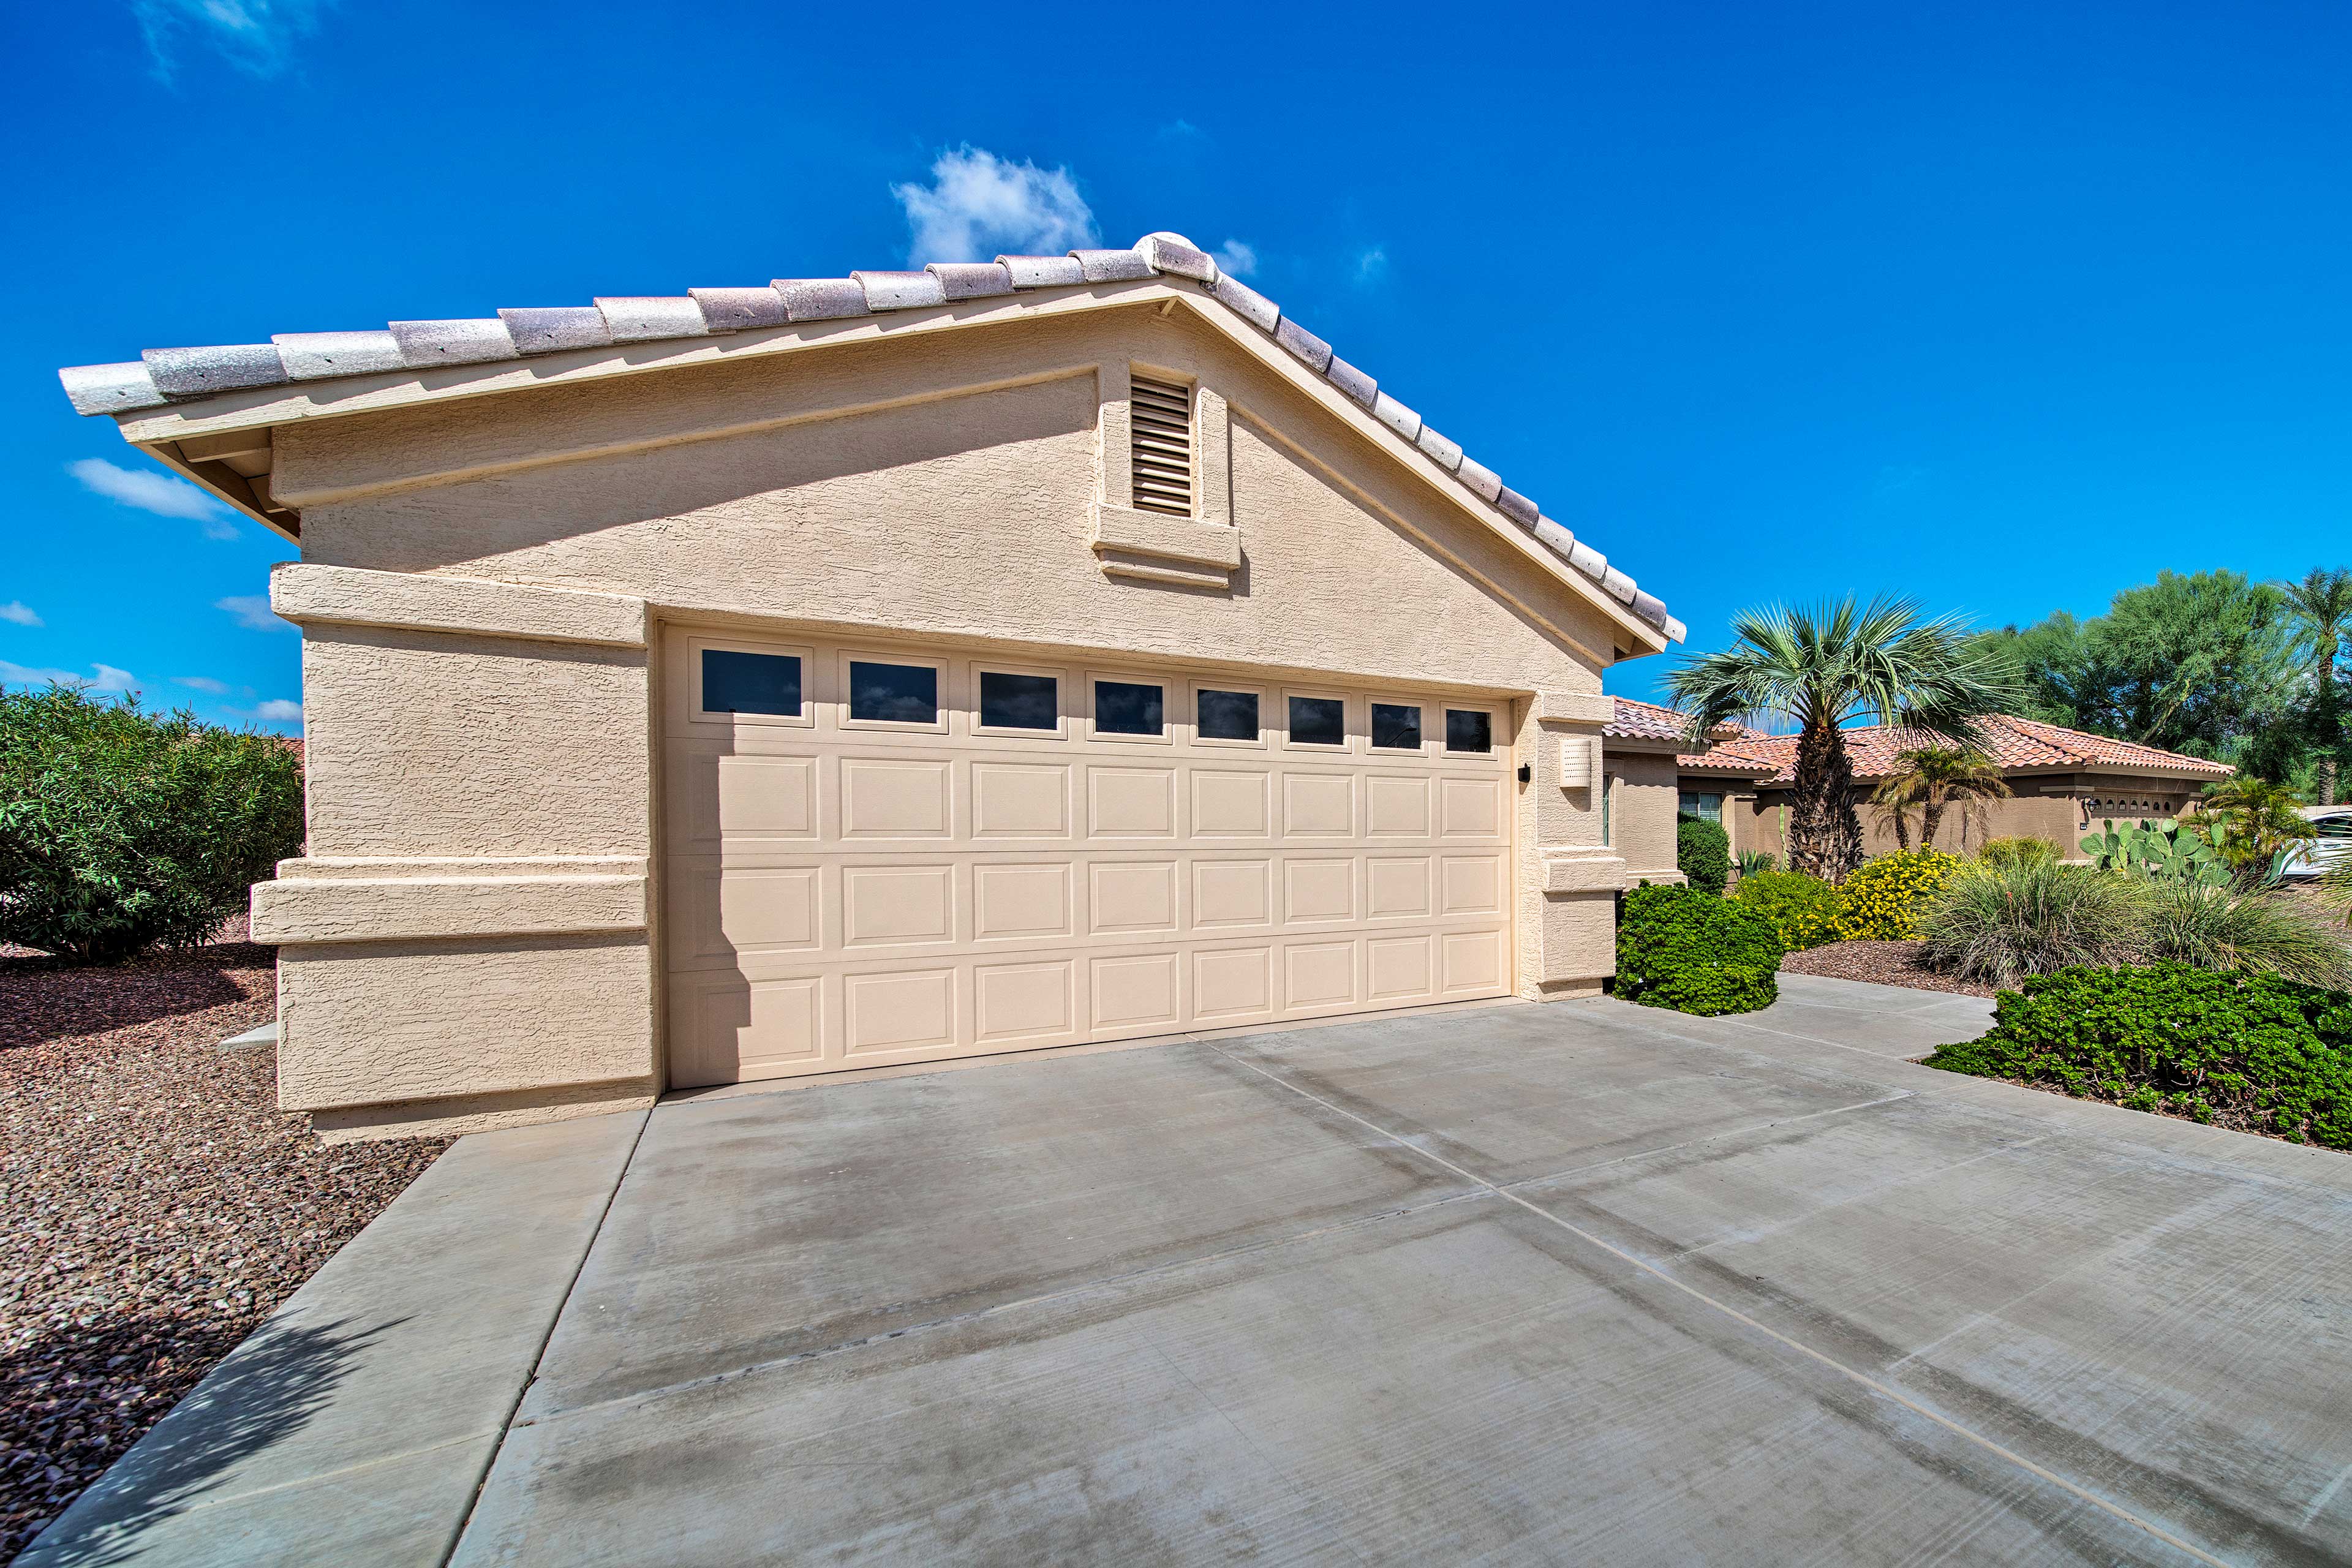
1676,814,1730,897
0,685,304,963
1834,848,1961,941
1732,869,1844,951
1616,883,1784,1016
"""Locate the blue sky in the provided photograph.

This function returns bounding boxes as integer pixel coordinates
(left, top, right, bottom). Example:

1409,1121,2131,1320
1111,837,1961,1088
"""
6,1,2350,731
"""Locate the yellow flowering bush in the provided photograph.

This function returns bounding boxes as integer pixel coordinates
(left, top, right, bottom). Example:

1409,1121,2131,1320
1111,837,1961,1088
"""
1835,849,1961,940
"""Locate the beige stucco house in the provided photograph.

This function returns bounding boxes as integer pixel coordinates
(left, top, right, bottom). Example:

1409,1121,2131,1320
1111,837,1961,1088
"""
1599,697,2230,871
61,232,1685,1140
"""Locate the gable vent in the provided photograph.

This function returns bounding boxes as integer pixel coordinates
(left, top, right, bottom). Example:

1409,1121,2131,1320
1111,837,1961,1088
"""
1129,373,1194,517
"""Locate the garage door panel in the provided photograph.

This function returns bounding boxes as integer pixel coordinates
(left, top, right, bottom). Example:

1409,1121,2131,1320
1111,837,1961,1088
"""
841,758,952,839
666,631,1515,1087
972,762,1071,839
842,864,956,947
1089,767,1177,837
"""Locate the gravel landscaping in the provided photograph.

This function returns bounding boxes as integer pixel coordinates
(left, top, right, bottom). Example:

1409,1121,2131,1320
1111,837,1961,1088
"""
1777,938,1997,998
1,921,448,1558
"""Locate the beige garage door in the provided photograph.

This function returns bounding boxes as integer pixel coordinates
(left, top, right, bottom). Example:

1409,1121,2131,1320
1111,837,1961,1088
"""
662,627,1515,1087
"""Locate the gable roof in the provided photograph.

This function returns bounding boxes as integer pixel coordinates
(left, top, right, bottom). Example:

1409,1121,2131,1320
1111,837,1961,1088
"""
1690,714,2233,785
56,232,1681,646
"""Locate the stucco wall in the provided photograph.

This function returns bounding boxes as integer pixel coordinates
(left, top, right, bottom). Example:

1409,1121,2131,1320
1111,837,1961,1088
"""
1734,775,2201,864
1607,752,1687,886
263,303,1638,1134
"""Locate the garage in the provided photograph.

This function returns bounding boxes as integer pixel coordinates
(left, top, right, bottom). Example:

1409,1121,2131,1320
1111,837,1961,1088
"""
663,627,1515,1085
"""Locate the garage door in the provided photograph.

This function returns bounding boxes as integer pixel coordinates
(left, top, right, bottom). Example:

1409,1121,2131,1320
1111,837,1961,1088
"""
662,628,1515,1087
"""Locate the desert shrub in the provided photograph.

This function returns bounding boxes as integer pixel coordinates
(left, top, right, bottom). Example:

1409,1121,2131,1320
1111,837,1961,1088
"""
1616,883,1784,1016
1735,850,1776,878
0,686,304,963
1922,965,2352,1148
1977,836,2057,870
1834,848,1960,940
1732,870,1844,951
1676,814,1730,897
1916,859,2141,987
2133,880,2352,989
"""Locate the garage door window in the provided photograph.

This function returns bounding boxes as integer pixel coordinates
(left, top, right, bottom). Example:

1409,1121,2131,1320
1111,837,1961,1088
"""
1371,703,1422,750
1446,709,1493,753
701,649,801,718
848,660,938,725
1096,680,1164,736
1289,696,1346,747
979,671,1059,731
1197,688,1259,742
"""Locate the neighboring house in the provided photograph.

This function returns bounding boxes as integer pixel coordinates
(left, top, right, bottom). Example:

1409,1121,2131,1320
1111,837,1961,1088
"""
60,232,1684,1140
1600,699,2232,870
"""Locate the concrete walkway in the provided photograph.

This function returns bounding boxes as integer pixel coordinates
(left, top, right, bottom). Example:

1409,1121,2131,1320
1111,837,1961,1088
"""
24,974,2352,1566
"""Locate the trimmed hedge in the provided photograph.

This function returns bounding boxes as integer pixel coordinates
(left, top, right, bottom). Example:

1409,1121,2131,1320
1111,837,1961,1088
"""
1676,815,1730,897
0,686,304,963
1617,883,1784,1016
1733,870,1844,951
1834,848,1959,941
1923,963,2352,1148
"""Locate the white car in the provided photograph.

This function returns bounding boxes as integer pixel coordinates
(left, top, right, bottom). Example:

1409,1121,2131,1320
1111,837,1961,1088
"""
2283,805,2352,879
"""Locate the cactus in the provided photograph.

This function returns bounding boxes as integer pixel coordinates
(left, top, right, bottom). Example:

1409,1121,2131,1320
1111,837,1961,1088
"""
2078,818,2232,887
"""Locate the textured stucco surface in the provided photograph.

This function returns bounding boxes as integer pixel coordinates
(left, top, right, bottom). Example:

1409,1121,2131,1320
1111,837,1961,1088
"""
253,873,646,944
276,934,654,1111
273,561,647,647
271,304,1634,1131
1607,751,1687,886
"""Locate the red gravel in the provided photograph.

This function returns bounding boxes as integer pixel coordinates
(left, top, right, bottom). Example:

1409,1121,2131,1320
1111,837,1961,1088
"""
1778,939,1998,998
1,924,448,1558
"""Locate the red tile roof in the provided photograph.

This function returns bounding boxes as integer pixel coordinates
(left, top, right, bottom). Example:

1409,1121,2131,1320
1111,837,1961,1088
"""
1605,697,1782,772
1683,712,2232,785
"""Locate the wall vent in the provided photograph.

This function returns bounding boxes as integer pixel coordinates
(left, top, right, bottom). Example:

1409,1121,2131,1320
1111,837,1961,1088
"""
1129,373,1194,517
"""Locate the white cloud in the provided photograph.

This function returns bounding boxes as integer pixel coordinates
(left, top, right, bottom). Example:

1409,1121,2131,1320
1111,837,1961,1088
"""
1354,246,1390,285
892,146,1097,265
1156,119,1202,142
0,661,140,695
0,601,40,627
1212,239,1259,278
175,675,233,695
252,698,303,723
216,595,292,632
69,458,239,538
135,0,331,80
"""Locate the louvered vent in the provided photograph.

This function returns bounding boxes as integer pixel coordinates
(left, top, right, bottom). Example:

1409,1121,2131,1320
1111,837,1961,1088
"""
1129,374,1194,517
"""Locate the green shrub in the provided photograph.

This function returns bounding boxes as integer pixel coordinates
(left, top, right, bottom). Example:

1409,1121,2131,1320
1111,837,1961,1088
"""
1922,964,2352,1148
1976,836,2057,870
1834,848,1960,940
1732,870,1844,950
1617,883,1784,1016
1676,814,1730,897
1735,850,1776,878
0,686,305,963
1916,859,2140,987
2133,880,2352,989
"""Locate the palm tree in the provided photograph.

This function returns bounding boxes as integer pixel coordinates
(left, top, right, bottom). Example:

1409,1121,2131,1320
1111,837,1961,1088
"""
1665,597,2017,881
1869,746,2011,851
2188,775,2317,877
2280,567,2352,805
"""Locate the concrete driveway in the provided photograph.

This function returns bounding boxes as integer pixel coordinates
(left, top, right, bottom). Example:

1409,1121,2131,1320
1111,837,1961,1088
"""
28,974,2352,1566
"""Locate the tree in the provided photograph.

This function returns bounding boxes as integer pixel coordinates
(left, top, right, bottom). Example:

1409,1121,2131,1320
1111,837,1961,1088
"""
2187,775,2316,879
2278,567,2352,805
1666,597,2016,881
1869,746,2011,851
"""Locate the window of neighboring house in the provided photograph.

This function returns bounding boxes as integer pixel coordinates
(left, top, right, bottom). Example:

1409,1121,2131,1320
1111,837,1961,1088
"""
1197,688,1259,741
1679,790,1722,823
1602,773,1615,845
979,671,1058,731
701,649,801,717
848,660,937,725
1446,709,1493,754
1129,373,1194,517
1289,695,1346,747
1371,703,1422,750
1095,680,1165,736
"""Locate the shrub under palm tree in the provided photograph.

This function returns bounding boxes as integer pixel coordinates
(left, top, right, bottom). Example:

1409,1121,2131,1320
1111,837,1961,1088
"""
2187,775,2316,879
1665,597,2018,880
1869,745,2011,851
